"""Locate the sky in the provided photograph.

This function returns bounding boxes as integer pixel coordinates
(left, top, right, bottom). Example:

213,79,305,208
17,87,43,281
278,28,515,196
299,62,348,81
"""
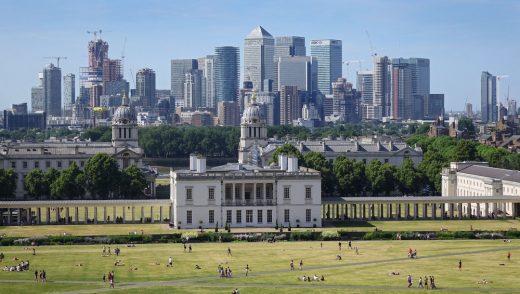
0,0,519,112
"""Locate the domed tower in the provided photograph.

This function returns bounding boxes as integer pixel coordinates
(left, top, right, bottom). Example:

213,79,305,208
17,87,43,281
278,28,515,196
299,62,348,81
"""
112,93,138,148
238,92,267,164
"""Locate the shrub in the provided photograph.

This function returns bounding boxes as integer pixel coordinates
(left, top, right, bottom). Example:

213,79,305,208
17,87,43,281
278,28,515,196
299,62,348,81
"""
362,231,394,240
321,230,340,240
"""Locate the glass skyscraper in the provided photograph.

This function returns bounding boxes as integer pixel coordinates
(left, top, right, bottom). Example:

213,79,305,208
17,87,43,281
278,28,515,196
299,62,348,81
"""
136,68,156,108
273,36,306,91
310,39,342,95
244,26,274,91
481,71,497,123
171,59,198,104
43,63,62,116
215,46,240,103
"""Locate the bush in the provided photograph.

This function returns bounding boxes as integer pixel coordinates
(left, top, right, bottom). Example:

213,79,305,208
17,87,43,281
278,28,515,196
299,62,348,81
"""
362,231,394,240
321,230,340,240
289,231,319,241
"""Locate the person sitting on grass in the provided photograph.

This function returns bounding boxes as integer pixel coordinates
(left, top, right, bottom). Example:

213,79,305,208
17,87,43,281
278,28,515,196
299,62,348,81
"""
195,264,201,270
336,255,342,260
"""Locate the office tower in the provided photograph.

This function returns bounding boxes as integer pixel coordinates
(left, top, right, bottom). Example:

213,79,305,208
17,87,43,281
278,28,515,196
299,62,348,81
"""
43,63,62,116
136,68,156,108
184,69,203,108
276,56,317,92
3,109,46,130
273,36,306,91
171,59,198,104
31,72,44,112
63,73,75,116
80,36,110,106
357,71,373,104
465,102,473,118
11,103,28,114
329,78,359,123
102,59,123,82
280,85,300,125
508,99,517,117
310,39,342,95
424,94,444,119
218,101,240,126
371,55,391,120
244,26,274,91
481,71,497,123
215,46,240,103
198,55,215,108
88,38,109,69
391,59,413,119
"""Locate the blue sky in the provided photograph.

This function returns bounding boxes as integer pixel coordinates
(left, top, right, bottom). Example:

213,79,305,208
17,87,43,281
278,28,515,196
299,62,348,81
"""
0,0,518,112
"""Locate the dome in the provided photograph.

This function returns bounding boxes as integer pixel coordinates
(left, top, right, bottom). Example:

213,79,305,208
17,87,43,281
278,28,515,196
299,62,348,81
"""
242,93,264,124
112,93,136,125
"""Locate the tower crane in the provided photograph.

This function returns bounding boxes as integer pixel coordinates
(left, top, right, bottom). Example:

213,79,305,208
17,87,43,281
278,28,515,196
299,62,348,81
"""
87,29,103,40
342,60,364,80
44,56,67,68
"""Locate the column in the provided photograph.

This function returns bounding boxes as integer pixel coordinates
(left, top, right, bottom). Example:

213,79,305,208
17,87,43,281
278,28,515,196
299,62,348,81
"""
405,204,410,219
350,204,355,220
65,207,70,224
7,208,12,225
122,207,126,224
466,203,472,219
232,183,236,202
159,206,163,223
131,206,135,223
103,207,107,224
336,204,340,220
413,203,418,220
502,202,507,219
431,203,436,220
46,208,51,225
36,208,41,225
26,208,32,225
17,208,21,225
141,206,145,223
476,203,481,219
113,206,117,224
74,207,79,224
485,203,489,218
457,203,462,219
422,203,427,219
94,207,98,224
151,206,154,223
370,204,375,219
56,208,60,224
386,204,390,219
362,204,366,219
394,204,399,220
84,207,89,224
449,203,454,219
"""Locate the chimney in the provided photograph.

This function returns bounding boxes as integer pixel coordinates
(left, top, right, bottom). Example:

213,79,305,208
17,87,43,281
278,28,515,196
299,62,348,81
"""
287,156,298,172
196,156,206,173
279,154,288,171
189,154,197,171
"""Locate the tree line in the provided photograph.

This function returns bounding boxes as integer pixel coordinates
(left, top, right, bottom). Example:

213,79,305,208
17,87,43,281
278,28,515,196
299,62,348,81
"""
0,153,147,200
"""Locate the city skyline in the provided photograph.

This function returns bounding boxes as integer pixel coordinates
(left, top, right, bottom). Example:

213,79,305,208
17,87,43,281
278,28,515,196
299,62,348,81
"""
0,0,518,112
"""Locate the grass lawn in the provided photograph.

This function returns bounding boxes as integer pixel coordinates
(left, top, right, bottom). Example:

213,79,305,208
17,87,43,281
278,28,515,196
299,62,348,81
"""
0,240,518,293
1,219,520,238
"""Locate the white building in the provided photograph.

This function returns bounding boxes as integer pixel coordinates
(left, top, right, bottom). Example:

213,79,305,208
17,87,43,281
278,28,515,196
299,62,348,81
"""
442,162,520,217
171,94,322,229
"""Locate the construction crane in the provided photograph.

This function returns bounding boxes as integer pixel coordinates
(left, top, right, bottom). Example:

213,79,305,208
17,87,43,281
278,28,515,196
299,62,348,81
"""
342,60,364,80
87,29,103,40
44,56,67,68
365,30,376,57
496,75,509,114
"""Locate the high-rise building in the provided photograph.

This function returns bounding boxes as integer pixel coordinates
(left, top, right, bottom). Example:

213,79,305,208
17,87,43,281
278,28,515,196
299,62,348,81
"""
273,36,306,91
171,59,198,104
390,58,430,119
465,102,473,118
244,26,274,91
184,69,203,108
217,101,240,126
310,39,342,95
357,71,373,105
198,55,215,108
280,85,300,125
102,59,123,82
31,72,44,113
63,73,75,116
371,55,391,120
508,99,517,117
276,56,317,92
43,63,62,116
423,94,444,119
136,68,156,108
481,71,497,123
215,46,240,103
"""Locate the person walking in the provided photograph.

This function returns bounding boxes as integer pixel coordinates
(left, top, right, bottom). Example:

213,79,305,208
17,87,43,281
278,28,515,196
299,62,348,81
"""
245,264,250,277
424,275,429,289
34,270,38,282
338,242,342,251
299,260,303,270
228,247,232,256
508,252,511,261
290,260,294,270
458,259,462,270
168,256,173,267
110,271,115,288
407,274,413,288
189,245,192,253
417,276,423,288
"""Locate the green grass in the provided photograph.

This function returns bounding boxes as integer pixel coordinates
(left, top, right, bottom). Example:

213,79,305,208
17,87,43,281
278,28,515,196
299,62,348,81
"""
0,240,518,293
1,219,520,238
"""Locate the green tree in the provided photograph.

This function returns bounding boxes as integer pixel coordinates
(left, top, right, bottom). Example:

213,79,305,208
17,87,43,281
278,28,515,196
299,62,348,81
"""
332,156,366,196
303,151,334,195
366,160,384,196
51,162,85,200
84,153,120,199
270,144,304,164
454,140,478,162
24,169,49,199
457,117,476,136
396,159,424,195
0,169,18,198
119,165,147,198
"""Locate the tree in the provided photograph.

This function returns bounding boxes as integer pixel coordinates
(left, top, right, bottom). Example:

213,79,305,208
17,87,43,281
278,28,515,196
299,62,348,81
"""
119,165,147,198
303,152,334,195
366,160,396,196
270,144,304,164
84,153,120,199
454,140,478,162
0,169,18,198
51,162,85,200
457,117,476,136
332,156,366,196
396,159,424,195
24,169,49,199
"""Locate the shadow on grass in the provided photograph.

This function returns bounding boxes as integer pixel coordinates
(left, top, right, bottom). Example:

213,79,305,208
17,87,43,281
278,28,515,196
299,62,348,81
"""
324,220,375,228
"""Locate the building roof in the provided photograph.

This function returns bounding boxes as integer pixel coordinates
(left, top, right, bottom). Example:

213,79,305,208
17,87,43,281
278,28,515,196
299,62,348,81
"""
246,26,273,39
459,164,520,183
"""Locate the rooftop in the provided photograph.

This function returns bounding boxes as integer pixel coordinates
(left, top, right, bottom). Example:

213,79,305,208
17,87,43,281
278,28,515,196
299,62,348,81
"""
246,26,273,39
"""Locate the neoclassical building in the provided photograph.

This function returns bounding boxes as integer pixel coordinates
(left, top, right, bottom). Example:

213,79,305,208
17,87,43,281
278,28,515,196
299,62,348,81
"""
442,162,520,217
0,94,155,198
171,95,322,229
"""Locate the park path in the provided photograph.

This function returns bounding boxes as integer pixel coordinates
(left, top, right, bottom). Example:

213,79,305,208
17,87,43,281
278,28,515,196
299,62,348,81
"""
3,245,518,293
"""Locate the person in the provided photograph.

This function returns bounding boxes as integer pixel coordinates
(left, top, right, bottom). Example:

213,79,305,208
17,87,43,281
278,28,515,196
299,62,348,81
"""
321,275,325,281
168,257,173,267
34,270,38,282
355,247,359,255
407,274,413,288
189,245,192,253
424,275,429,289
245,264,250,276
338,242,342,250
32,248,36,256
110,271,115,288
108,247,111,255
508,252,511,261
42,270,46,282
228,247,232,256
418,276,423,288
430,276,436,289
459,259,462,270
195,264,201,270
348,241,352,249
290,260,294,270
103,273,106,282
299,260,303,270
320,242,323,248
336,255,342,261
184,244,187,252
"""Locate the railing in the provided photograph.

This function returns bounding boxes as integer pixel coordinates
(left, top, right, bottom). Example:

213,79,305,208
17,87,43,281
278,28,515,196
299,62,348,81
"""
223,199,275,206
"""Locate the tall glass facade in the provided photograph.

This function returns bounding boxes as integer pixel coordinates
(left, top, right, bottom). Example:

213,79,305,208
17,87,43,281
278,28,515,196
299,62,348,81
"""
215,46,240,103
310,39,342,95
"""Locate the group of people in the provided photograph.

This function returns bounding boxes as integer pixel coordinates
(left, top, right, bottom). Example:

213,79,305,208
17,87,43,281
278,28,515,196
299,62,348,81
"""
103,271,116,288
34,270,47,282
408,248,418,259
102,246,121,257
3,259,30,272
415,275,437,289
218,264,233,278
289,259,304,270
183,243,193,253
299,274,325,282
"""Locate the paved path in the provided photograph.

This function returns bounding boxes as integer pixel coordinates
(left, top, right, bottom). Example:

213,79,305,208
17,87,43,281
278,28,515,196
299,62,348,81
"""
4,245,518,293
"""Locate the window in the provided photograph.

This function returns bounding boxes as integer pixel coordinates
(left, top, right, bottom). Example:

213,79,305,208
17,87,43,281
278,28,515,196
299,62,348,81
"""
284,209,290,223
186,188,193,201
267,210,273,223
80,161,85,168
306,209,312,222
384,159,389,163
46,161,51,168
57,161,62,168
22,161,27,169
209,210,215,224
34,161,39,169
186,210,192,224
236,210,242,223
305,187,312,199
256,186,261,199
257,210,263,223
208,187,215,200
284,187,290,199
226,210,232,224
246,210,253,223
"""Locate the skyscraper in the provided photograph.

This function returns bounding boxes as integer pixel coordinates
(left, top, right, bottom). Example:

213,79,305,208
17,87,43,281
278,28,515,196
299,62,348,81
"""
43,63,62,116
136,68,156,108
244,26,274,91
371,55,391,120
31,72,44,113
171,59,198,105
276,56,317,92
357,71,373,105
63,73,75,116
280,85,300,125
310,39,342,95
273,36,306,91
390,57,430,119
198,55,215,108
481,71,497,123
215,46,240,103
184,69,203,108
